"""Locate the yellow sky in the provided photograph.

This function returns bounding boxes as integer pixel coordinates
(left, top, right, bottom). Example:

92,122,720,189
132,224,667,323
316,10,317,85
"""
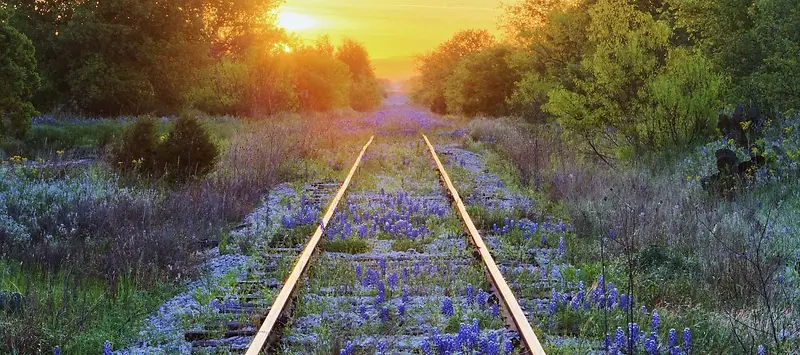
278,0,504,81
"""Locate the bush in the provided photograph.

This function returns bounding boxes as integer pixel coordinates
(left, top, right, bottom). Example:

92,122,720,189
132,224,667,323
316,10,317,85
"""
156,115,218,182
111,116,159,174
0,6,40,139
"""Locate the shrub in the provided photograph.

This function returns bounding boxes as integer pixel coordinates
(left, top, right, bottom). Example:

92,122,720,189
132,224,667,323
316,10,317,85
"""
0,6,40,139
111,116,158,174
156,115,218,182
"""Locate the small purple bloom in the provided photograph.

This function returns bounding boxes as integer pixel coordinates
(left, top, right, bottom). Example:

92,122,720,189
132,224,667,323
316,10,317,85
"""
441,297,455,317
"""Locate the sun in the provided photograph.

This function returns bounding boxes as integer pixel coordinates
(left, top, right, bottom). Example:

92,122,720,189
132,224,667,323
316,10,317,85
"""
277,11,316,31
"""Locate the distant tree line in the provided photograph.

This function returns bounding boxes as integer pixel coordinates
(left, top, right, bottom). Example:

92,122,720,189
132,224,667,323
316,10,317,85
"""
0,1,383,139
411,0,800,158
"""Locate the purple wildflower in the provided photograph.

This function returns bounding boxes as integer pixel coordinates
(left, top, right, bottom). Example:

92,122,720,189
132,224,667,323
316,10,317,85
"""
652,312,661,332
103,341,112,355
668,328,677,348
683,328,692,352
441,297,455,317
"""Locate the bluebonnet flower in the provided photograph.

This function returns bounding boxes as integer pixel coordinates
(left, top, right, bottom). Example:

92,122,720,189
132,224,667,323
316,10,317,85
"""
668,328,677,348
487,338,500,355
388,273,398,290
652,312,661,332
466,284,474,305
402,268,409,283
642,305,648,314
541,233,547,245
615,327,626,351
620,294,629,310
421,342,432,355
441,297,455,316
359,304,369,320
376,341,388,354
375,281,385,304
670,346,681,355
683,328,692,352
103,340,112,355
558,237,566,256
548,299,557,316
53,347,60,355
380,306,390,321
644,337,658,355
355,263,363,279
778,274,785,285
340,342,355,355
380,258,387,275
603,334,611,352
402,287,409,304
628,323,640,351
757,344,766,355
504,338,514,354
491,302,500,317
398,302,406,316
477,289,490,305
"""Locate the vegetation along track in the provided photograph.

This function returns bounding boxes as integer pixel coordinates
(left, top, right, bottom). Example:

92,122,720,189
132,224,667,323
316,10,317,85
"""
232,129,548,354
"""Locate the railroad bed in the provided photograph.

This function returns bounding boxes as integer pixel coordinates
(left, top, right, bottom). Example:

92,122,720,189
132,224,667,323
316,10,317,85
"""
173,132,547,354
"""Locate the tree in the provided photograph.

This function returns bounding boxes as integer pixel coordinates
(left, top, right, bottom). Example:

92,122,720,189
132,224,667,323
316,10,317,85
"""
670,0,800,111
545,0,672,159
335,39,383,111
413,29,495,113
292,42,352,111
444,45,521,117
644,48,727,149
0,5,40,139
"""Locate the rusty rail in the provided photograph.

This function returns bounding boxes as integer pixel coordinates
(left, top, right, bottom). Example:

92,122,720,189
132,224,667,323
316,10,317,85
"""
245,135,374,355
422,134,547,355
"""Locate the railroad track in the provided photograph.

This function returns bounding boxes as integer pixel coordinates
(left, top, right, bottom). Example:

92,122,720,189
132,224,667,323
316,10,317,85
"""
190,134,546,354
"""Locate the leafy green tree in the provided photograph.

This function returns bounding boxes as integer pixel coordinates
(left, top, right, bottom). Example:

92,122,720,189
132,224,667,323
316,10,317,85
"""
670,0,800,111
337,39,383,111
293,42,352,111
0,5,39,139
545,0,672,159
506,4,591,120
444,46,521,117
644,48,727,149
8,0,282,115
413,29,495,113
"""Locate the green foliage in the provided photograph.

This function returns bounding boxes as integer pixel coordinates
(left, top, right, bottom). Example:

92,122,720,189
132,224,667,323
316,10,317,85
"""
321,237,371,254
112,116,159,174
0,6,39,139
9,0,282,116
294,39,353,111
645,48,727,149
337,38,384,112
544,0,678,157
671,0,800,111
412,29,495,113
444,45,522,117
391,238,426,252
185,58,250,116
157,116,219,182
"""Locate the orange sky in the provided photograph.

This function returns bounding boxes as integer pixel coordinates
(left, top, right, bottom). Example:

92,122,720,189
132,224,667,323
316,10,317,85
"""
278,0,504,81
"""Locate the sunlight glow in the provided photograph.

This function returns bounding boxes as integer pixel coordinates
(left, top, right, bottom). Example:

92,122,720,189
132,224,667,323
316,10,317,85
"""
277,11,316,31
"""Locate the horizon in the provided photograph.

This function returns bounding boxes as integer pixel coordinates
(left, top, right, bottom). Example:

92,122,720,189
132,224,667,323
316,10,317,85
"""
277,0,504,82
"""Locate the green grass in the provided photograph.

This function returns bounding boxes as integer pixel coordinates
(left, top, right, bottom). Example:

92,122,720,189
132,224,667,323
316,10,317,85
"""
0,260,179,353
321,237,371,254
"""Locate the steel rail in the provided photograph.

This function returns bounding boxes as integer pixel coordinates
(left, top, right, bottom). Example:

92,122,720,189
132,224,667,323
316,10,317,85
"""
422,134,547,355
245,135,375,355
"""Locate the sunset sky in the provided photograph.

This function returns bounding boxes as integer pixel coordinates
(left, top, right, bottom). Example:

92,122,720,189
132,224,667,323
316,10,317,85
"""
278,0,504,81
